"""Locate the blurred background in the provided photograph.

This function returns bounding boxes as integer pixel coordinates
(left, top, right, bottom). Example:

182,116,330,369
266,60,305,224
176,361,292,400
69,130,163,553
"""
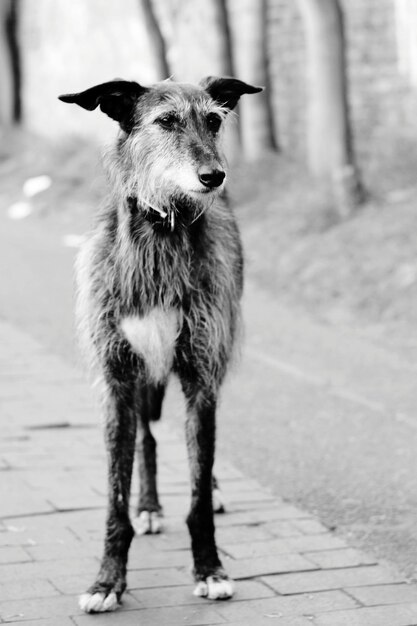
2,0,417,580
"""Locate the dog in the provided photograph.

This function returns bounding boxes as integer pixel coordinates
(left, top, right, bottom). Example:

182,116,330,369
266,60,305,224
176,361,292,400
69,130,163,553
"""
59,76,262,613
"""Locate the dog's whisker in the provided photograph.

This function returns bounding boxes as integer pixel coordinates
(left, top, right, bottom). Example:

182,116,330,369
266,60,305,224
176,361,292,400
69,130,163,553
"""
190,203,209,225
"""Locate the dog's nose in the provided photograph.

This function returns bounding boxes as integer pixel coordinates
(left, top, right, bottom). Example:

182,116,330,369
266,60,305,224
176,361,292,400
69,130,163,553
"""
198,166,226,189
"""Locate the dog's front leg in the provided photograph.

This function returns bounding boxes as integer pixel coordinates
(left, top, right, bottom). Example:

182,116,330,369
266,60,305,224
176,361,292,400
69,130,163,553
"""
184,390,234,600
79,369,138,613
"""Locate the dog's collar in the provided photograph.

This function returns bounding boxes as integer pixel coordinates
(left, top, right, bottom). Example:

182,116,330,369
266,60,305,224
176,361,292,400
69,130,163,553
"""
127,196,175,231
141,198,175,231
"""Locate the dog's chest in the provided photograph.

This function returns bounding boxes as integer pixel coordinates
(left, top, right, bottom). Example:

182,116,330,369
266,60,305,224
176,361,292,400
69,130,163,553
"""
120,308,179,383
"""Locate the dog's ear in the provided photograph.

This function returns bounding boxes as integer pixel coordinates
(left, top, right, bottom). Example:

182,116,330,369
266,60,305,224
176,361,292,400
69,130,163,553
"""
58,80,148,132
200,76,263,111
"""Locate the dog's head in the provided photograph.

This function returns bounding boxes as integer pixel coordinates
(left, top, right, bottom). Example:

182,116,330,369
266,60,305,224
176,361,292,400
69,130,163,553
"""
59,77,262,209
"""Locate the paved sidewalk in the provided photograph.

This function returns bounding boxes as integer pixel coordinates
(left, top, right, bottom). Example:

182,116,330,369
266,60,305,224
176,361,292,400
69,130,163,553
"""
1,318,417,626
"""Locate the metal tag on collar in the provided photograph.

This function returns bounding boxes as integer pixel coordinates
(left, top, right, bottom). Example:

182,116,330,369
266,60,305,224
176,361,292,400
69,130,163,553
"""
142,198,168,219
169,211,175,231
155,206,168,219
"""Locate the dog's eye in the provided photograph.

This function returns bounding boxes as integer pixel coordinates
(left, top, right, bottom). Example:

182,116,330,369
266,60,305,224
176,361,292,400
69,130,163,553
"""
206,113,222,134
156,113,179,130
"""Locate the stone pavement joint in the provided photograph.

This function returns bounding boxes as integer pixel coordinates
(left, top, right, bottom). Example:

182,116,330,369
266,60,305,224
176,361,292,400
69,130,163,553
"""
1,319,417,625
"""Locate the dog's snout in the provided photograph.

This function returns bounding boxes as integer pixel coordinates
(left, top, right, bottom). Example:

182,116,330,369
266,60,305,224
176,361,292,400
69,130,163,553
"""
198,166,226,189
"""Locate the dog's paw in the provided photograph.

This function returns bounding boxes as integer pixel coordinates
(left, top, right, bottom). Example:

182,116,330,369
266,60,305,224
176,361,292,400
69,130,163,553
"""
193,575,234,600
213,487,226,514
79,591,119,613
133,510,163,535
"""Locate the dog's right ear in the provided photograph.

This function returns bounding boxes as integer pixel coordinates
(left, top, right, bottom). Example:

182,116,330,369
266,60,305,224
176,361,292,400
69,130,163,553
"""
200,76,263,111
58,80,148,132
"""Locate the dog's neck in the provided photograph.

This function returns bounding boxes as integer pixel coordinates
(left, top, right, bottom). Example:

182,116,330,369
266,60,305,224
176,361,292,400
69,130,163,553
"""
126,195,211,232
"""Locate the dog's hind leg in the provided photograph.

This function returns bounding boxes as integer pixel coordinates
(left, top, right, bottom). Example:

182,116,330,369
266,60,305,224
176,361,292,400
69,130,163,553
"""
133,383,165,535
212,475,226,514
79,345,139,614
182,384,234,600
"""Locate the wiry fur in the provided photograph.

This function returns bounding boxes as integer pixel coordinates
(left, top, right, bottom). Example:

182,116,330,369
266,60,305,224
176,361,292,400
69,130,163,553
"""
60,76,262,614
76,196,242,391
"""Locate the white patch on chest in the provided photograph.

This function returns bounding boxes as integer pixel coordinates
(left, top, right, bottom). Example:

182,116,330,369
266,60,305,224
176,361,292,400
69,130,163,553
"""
120,308,179,383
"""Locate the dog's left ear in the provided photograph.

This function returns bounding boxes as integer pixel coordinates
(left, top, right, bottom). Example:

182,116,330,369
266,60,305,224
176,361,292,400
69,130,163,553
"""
58,80,148,132
200,76,263,111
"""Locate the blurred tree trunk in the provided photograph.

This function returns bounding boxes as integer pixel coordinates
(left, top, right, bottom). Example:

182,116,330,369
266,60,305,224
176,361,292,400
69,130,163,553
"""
0,0,14,126
152,0,240,161
297,0,365,216
213,0,234,76
227,0,277,160
154,0,233,83
140,0,170,79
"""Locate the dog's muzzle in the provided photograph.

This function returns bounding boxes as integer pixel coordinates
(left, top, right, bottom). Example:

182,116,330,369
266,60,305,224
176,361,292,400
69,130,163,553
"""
198,166,226,189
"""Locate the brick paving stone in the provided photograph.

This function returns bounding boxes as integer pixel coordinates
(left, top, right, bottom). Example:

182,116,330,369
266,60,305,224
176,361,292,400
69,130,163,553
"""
46,572,98,595
2,453,71,471
153,482,189,497
127,546,192,569
59,507,107,526
222,491,276,504
5,509,105,533
286,535,347,552
313,602,417,626
216,590,357,622
222,538,299,559
347,583,417,606
262,565,403,595
228,500,310,523
226,500,284,513
155,463,189,480
304,548,376,569
263,520,305,538
0,482,54,518
0,558,99,584
73,604,226,626
0,546,32,564
0,579,59,602
222,535,348,559
154,495,190,517
26,541,99,562
128,567,190,589
0,525,76,546
126,538,175,558
4,615,74,626
138,530,191,551
294,519,330,535
44,490,105,512
216,524,275,544
0,594,88,622
227,553,317,579
214,506,312,527
219,617,314,626
130,580,275,608
226,591,358,623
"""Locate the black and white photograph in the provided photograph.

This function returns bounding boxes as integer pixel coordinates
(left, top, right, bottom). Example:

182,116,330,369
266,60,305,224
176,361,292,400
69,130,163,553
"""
1,0,417,624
